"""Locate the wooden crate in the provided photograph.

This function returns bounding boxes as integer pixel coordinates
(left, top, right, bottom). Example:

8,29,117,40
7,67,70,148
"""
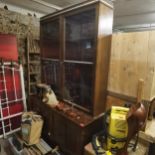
108,31,155,101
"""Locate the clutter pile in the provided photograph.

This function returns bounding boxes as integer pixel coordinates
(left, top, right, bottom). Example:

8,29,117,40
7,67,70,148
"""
8,112,61,155
21,112,43,145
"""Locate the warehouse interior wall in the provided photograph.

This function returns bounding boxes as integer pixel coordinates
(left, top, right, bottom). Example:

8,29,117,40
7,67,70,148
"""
0,8,40,64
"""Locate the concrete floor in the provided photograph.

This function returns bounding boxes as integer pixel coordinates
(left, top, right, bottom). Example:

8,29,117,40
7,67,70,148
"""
128,141,149,155
0,138,150,155
85,139,149,155
0,139,12,155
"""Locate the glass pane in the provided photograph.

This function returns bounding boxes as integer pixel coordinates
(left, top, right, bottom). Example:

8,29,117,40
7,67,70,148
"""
41,19,60,59
42,60,61,97
64,63,93,110
65,9,96,62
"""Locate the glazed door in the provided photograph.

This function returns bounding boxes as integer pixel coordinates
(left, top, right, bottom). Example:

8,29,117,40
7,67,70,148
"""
63,8,96,111
41,19,60,59
65,8,96,62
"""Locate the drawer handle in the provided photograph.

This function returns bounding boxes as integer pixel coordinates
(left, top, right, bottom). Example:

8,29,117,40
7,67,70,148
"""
48,132,51,136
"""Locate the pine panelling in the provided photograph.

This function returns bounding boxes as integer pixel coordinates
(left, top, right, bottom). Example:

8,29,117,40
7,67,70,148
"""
148,31,155,99
107,31,155,100
151,75,155,100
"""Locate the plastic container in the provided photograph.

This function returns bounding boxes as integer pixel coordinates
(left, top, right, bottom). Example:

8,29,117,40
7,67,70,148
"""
8,137,24,155
107,106,129,150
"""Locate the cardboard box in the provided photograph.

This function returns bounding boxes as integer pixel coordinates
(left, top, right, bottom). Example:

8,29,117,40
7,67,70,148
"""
21,112,43,145
8,137,24,155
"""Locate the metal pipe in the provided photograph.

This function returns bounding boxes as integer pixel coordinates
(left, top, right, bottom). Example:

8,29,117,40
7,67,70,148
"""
1,98,25,105
0,112,23,121
0,128,21,139
12,66,17,100
4,66,20,71
1,64,12,137
19,64,27,111
0,98,6,138
0,62,26,138
0,62,19,66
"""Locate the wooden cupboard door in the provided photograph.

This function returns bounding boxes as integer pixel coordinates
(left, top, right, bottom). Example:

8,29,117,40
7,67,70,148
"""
63,63,93,110
39,104,52,138
53,112,67,148
66,123,84,155
30,96,40,113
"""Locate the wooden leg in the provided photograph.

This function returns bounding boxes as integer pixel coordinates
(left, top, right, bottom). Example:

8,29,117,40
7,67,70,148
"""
148,99,155,120
132,134,139,152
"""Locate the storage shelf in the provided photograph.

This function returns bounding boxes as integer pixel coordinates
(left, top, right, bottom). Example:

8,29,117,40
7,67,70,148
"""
30,82,36,85
30,93,36,95
40,1,113,116
30,72,40,75
29,52,40,55
29,61,40,64
64,60,93,65
41,58,59,62
26,36,41,100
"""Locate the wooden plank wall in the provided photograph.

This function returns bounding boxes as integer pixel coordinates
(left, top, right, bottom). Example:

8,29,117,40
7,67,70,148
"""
149,31,155,99
108,30,155,101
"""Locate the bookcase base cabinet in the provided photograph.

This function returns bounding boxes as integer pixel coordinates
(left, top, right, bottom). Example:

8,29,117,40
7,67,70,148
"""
30,96,104,155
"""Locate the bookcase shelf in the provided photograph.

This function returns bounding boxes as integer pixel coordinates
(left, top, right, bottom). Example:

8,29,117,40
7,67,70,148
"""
26,36,41,100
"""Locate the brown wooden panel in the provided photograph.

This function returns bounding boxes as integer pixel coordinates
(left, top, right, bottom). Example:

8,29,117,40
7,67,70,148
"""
93,3,113,116
108,31,155,101
53,112,67,148
148,31,155,99
106,95,127,110
66,123,82,155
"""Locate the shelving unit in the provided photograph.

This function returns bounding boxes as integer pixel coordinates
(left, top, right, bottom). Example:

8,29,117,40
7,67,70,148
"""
26,36,41,98
40,0,113,116
31,1,114,154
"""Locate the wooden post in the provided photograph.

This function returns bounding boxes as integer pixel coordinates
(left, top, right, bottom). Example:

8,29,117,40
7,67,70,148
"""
137,79,144,104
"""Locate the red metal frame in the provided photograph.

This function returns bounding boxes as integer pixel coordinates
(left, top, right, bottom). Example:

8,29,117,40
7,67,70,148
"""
0,62,26,138
0,34,26,138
